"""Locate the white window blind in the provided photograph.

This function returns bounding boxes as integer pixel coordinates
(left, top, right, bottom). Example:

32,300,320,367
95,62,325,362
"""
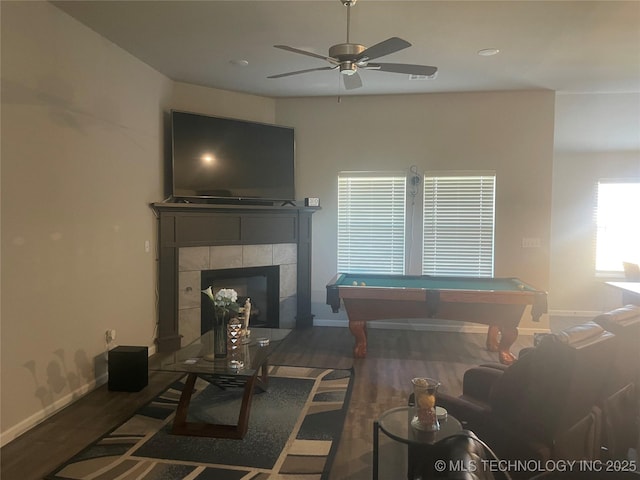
338,173,406,274
595,180,640,275
422,173,496,277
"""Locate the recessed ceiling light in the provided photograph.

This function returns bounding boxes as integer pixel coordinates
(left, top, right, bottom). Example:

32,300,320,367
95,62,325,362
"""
229,59,249,67
477,48,500,57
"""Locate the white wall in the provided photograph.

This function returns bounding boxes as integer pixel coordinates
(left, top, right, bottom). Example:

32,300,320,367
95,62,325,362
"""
171,81,275,125
0,0,172,444
550,93,640,314
275,91,555,328
0,1,275,445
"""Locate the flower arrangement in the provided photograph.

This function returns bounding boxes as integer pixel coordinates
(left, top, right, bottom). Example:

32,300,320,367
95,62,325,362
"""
202,287,240,322
201,287,240,359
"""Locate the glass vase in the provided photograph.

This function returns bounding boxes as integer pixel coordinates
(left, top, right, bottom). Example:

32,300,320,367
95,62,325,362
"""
411,377,441,431
213,312,229,358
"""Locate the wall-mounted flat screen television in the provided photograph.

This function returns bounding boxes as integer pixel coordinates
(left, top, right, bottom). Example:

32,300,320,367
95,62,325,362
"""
171,110,295,202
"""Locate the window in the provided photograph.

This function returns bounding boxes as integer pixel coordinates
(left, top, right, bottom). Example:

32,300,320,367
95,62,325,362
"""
595,180,640,275
337,173,406,274
422,173,496,277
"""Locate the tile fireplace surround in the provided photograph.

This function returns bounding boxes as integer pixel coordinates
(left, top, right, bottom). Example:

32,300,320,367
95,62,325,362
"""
178,243,297,346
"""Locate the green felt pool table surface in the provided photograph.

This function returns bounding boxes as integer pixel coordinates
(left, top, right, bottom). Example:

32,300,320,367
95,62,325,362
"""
330,273,537,292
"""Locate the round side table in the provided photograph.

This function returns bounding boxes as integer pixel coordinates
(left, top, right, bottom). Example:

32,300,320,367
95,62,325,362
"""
373,406,463,480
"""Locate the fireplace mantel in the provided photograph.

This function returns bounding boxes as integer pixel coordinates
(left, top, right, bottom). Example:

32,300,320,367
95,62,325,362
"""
152,202,319,351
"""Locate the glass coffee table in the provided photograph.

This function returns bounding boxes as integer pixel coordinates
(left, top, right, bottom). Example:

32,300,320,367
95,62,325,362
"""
150,327,290,439
373,406,463,480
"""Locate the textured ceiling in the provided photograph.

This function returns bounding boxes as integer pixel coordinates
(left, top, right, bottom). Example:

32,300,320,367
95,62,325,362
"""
52,0,640,98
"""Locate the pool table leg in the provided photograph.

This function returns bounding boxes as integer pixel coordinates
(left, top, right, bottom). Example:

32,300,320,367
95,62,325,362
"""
486,325,500,352
349,319,368,358
486,325,518,365
498,326,518,365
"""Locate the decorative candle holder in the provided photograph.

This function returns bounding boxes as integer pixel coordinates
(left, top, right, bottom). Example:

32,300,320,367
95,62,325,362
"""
228,343,249,370
411,377,441,431
239,298,252,343
227,316,243,352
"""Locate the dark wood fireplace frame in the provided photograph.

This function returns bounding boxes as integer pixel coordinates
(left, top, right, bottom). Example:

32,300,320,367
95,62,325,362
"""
151,202,318,352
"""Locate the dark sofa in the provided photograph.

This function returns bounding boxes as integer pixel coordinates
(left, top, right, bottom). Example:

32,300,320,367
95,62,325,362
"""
436,321,617,464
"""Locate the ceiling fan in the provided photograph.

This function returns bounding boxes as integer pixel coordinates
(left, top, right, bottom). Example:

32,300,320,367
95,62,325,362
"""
267,0,438,90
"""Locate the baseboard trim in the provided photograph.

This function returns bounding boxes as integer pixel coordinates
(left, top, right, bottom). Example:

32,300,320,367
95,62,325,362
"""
312,318,549,335
548,309,603,318
0,343,157,448
0,374,108,448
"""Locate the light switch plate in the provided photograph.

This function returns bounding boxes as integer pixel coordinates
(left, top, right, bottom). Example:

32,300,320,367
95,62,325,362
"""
522,237,541,248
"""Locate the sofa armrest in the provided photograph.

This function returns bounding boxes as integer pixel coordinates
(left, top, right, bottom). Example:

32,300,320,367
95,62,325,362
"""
438,391,491,428
462,366,505,402
478,362,510,371
594,304,640,330
555,321,614,348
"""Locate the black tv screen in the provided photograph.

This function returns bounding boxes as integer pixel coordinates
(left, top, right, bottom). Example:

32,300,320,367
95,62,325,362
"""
171,110,295,201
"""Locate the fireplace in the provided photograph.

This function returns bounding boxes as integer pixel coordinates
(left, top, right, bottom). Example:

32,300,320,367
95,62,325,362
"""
201,265,280,332
176,242,298,346
152,202,317,352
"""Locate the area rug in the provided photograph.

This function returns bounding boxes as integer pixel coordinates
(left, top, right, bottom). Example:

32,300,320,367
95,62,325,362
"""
45,366,353,480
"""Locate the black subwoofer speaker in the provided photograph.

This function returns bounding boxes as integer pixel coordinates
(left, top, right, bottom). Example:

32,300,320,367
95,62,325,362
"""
108,345,148,392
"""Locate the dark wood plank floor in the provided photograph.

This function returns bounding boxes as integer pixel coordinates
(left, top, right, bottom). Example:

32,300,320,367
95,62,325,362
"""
1,321,583,480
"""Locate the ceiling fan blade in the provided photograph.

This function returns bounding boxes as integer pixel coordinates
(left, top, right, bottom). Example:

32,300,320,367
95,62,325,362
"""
355,37,411,62
273,45,338,65
343,71,363,90
268,66,335,79
368,63,438,77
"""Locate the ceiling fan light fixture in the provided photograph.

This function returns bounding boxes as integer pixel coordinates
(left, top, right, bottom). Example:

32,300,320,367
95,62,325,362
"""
340,63,358,75
268,0,437,90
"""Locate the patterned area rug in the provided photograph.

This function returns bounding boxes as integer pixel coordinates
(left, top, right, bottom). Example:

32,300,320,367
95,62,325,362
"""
45,366,353,480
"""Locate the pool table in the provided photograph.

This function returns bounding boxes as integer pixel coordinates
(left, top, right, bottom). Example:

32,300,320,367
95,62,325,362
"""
326,273,547,365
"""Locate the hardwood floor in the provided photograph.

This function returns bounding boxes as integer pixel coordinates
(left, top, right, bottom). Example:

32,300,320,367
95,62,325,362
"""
0,322,579,480
277,326,535,480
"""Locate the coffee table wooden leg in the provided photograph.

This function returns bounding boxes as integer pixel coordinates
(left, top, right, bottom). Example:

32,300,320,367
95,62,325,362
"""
171,370,267,439
234,362,273,436
172,373,197,434
235,374,258,438
256,361,270,392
